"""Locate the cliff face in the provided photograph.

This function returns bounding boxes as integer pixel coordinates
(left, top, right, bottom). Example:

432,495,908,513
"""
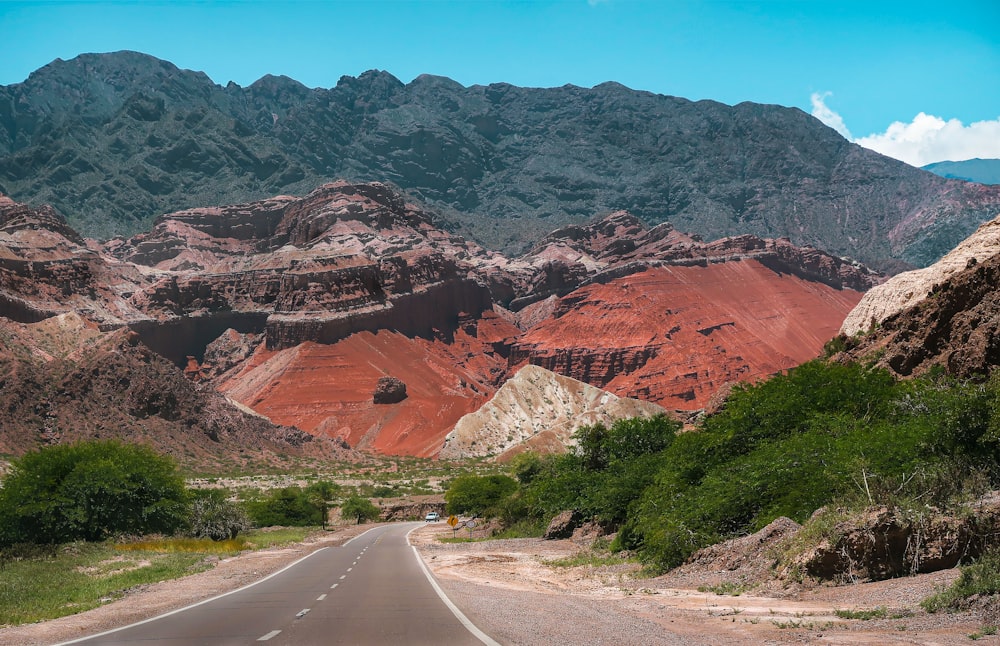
4,52,1000,272
108,181,498,363
0,183,870,458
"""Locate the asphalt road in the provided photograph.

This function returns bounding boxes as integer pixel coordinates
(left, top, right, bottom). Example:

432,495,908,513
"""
58,523,497,646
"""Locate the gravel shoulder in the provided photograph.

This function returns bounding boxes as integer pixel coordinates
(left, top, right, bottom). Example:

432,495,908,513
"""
411,523,987,645
1,522,988,646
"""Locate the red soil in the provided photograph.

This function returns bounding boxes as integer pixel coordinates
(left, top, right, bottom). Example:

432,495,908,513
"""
219,313,518,457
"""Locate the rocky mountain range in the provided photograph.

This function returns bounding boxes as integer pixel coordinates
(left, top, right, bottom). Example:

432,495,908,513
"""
0,181,870,460
3,51,999,274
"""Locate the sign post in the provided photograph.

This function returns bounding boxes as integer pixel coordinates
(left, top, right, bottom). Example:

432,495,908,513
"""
465,519,477,539
447,515,459,537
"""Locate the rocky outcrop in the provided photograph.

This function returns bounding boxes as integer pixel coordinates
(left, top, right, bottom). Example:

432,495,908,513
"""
0,195,151,325
544,510,584,540
788,500,1000,582
439,365,668,459
841,215,1000,336
529,212,882,293
841,252,1000,378
0,314,353,469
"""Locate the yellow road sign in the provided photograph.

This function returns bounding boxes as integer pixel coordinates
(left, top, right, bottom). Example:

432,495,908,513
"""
447,515,458,527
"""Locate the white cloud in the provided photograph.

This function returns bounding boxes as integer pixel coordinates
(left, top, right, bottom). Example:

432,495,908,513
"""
810,91,1000,167
855,114,1000,167
810,92,852,140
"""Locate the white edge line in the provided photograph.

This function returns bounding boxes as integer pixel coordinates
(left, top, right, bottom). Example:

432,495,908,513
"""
52,542,332,646
407,525,501,646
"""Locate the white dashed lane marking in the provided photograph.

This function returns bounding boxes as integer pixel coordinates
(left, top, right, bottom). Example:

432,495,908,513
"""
257,630,281,641
317,594,327,601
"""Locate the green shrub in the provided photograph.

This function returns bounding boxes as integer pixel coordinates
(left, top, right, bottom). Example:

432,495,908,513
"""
0,440,187,546
444,474,518,516
923,549,1000,613
189,495,251,541
247,486,323,527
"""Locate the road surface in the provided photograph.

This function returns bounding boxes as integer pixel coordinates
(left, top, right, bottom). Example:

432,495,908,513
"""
58,523,497,646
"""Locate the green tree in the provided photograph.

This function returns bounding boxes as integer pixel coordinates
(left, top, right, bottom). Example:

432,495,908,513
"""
0,440,188,545
340,496,380,524
444,474,518,516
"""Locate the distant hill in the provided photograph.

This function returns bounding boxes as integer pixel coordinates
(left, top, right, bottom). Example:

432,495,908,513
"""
922,159,1000,185
2,51,1000,272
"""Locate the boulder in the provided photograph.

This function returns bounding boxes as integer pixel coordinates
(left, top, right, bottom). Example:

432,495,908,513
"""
373,376,408,404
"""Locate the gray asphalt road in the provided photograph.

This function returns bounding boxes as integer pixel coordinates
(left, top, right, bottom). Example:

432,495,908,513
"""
58,523,495,646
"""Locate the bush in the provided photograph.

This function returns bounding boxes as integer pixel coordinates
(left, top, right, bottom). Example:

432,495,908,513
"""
189,495,251,541
340,496,380,524
923,549,1000,613
0,440,188,546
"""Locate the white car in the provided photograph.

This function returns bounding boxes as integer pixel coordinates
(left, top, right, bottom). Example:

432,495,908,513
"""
424,512,440,522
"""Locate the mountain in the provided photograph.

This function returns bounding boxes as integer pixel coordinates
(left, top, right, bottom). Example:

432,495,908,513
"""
923,159,1000,185
0,183,872,458
3,52,999,273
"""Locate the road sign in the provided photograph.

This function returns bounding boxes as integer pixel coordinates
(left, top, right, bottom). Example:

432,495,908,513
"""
464,519,477,529
447,515,458,527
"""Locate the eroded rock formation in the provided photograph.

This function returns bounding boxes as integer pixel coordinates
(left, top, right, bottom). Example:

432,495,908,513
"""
440,365,669,460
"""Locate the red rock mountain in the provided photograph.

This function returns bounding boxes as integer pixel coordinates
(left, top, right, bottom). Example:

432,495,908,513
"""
0,183,874,458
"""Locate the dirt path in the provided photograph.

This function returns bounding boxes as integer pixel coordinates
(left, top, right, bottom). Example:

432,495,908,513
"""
0,523,989,646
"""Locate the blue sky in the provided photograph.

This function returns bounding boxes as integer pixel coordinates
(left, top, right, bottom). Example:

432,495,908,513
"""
1,0,998,165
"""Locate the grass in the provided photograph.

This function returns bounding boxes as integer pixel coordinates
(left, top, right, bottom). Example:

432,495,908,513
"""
0,541,209,626
0,528,317,627
923,550,1000,614
544,550,631,568
835,606,888,620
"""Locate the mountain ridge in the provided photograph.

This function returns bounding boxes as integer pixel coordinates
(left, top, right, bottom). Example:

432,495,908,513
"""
3,51,999,273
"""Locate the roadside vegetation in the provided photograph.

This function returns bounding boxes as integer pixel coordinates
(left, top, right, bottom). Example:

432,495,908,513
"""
445,360,1000,575
0,441,488,627
0,528,314,625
